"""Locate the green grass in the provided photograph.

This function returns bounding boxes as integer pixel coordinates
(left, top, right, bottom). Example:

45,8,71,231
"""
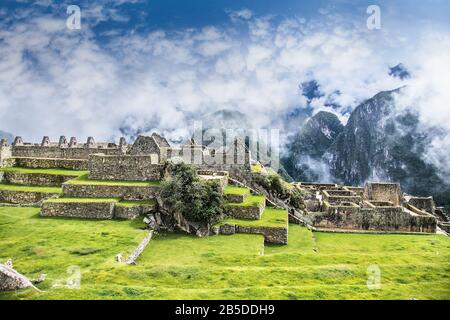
0,183,61,193
0,207,449,300
227,195,265,207
218,208,288,228
0,167,87,176
44,197,119,204
223,185,250,196
116,200,157,207
65,174,160,187
251,163,263,174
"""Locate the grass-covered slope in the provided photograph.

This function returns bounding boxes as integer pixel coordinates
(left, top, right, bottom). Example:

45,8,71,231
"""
0,167,87,176
1,207,449,300
65,174,160,187
0,183,61,193
223,185,249,196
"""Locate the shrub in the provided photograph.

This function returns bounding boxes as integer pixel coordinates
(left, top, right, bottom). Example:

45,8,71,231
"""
160,163,224,223
253,173,304,210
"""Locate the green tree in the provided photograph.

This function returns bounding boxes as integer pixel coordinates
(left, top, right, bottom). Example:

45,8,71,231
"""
160,163,224,223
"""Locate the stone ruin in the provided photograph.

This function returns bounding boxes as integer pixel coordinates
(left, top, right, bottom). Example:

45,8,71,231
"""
0,133,446,236
0,133,251,172
294,182,443,233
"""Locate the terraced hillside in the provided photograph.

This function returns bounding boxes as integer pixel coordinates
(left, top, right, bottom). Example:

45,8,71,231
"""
0,167,87,204
218,185,288,244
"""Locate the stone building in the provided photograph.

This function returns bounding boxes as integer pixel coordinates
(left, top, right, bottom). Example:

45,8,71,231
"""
295,181,438,233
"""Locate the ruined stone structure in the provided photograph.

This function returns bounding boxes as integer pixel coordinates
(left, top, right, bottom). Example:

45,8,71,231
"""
0,133,445,241
1,133,250,172
295,182,438,233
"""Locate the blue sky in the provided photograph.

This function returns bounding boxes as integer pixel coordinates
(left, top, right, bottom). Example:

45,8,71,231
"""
0,0,449,159
3,0,450,36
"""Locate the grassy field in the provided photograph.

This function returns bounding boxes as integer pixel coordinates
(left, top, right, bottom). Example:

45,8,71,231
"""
0,207,449,300
43,197,120,203
0,183,61,193
223,185,250,196
65,174,160,187
116,200,156,207
226,195,265,207
0,167,87,176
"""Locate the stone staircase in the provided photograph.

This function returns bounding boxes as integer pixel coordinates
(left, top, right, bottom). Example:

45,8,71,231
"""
216,185,288,244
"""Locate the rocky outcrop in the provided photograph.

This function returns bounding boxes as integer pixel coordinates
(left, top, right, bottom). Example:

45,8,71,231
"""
125,231,154,265
0,261,35,292
148,197,213,237
283,88,450,210
282,111,344,181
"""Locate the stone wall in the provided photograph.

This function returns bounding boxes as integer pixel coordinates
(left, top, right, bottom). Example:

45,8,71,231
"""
219,223,287,244
11,146,123,160
41,201,115,219
10,157,88,170
0,190,59,204
0,141,11,168
225,193,248,203
114,204,155,219
408,197,436,214
322,190,361,204
225,201,265,220
3,172,79,187
364,182,402,206
129,135,160,157
62,183,159,200
88,154,164,181
310,205,436,233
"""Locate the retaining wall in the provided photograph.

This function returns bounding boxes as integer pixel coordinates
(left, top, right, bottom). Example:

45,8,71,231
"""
114,204,155,219
0,190,59,204
10,157,88,170
219,223,287,244
310,206,436,233
3,172,79,187
62,184,159,200
12,146,122,160
41,202,115,219
225,202,265,220
88,154,164,181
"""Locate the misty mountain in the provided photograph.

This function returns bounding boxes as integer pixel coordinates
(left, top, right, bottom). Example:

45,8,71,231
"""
201,110,250,131
283,88,450,208
198,109,251,147
0,130,14,143
282,111,344,182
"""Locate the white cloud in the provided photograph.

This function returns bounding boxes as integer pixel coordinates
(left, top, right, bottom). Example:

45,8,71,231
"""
0,4,448,163
394,33,450,179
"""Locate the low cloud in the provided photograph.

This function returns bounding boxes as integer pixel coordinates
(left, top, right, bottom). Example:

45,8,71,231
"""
0,3,448,172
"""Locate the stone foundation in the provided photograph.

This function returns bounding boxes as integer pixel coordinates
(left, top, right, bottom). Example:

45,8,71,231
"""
41,201,116,219
12,145,123,160
224,193,248,203
225,202,265,220
88,154,163,181
62,184,159,201
0,190,59,204
309,206,436,233
3,172,79,187
219,224,287,244
9,157,88,170
114,203,156,219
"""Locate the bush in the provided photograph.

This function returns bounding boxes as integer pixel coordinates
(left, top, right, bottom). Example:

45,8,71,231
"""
160,163,224,223
254,173,304,210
